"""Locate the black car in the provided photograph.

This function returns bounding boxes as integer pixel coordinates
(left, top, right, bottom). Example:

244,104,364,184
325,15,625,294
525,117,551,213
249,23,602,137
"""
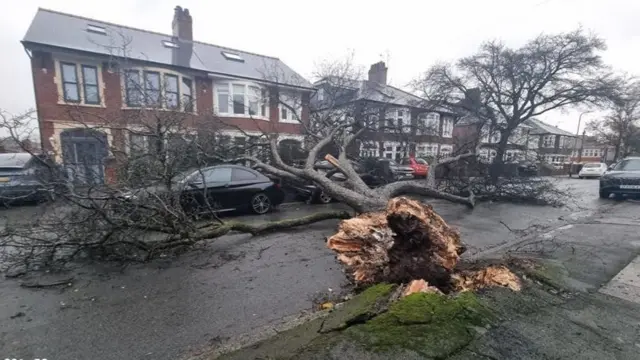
121,165,284,215
0,152,63,203
599,157,640,199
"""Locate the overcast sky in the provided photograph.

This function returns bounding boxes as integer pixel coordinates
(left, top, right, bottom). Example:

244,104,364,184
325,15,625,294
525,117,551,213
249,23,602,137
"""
2,0,640,134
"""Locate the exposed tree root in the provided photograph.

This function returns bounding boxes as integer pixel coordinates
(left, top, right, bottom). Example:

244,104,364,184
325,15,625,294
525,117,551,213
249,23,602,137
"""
327,197,520,294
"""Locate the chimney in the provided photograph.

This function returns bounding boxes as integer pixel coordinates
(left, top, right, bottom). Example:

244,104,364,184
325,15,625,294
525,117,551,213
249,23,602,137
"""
172,6,193,41
368,61,388,85
465,88,481,108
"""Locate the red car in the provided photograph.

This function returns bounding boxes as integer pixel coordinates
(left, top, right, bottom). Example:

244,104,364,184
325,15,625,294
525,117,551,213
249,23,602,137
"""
401,157,429,178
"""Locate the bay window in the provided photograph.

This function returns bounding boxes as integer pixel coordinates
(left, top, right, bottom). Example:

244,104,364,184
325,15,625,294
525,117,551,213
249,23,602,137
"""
125,70,143,107
164,74,179,109
280,92,302,123
182,78,193,112
216,82,268,118
543,135,555,148
232,84,245,114
418,113,440,135
143,71,161,106
124,69,193,111
386,109,410,133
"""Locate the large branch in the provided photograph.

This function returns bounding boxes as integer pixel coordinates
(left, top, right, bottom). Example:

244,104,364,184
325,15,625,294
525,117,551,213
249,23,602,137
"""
152,210,352,250
381,180,475,208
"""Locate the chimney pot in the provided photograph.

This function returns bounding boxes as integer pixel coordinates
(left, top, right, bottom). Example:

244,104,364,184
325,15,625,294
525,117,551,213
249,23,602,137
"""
172,5,193,41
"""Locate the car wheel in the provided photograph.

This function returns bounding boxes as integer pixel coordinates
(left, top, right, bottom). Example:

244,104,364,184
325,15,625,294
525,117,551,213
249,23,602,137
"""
599,190,610,199
578,176,583,179
317,190,332,204
251,193,272,214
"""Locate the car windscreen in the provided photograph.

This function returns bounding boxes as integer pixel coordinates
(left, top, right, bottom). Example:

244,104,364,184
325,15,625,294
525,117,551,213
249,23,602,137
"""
613,159,640,171
415,158,428,165
582,163,601,168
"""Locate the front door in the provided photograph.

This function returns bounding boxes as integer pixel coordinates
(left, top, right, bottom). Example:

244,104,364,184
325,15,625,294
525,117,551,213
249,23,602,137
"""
60,129,108,185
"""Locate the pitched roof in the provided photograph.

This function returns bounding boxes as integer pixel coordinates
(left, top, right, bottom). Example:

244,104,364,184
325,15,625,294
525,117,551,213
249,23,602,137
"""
315,77,452,113
525,118,575,136
22,8,312,89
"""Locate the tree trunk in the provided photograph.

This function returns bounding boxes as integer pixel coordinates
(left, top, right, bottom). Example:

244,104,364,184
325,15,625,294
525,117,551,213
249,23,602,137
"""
490,131,510,183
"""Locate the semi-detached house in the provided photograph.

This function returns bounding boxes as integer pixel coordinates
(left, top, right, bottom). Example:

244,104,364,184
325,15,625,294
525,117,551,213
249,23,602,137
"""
22,6,313,184
312,62,456,162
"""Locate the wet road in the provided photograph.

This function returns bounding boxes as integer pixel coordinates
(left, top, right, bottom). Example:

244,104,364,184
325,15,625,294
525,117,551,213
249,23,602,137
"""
0,177,632,360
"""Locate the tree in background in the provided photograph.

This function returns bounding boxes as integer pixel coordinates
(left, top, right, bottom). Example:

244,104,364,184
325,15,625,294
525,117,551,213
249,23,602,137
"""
414,28,618,180
587,79,640,161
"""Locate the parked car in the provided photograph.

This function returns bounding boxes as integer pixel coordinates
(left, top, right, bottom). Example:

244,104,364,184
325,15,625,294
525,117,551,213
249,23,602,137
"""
120,165,284,215
0,152,62,203
380,158,415,180
516,162,538,176
578,162,608,179
599,157,640,199
401,157,429,178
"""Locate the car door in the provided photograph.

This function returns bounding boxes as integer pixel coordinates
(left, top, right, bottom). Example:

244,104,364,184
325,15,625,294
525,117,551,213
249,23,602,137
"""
201,167,233,210
228,167,264,208
180,169,210,213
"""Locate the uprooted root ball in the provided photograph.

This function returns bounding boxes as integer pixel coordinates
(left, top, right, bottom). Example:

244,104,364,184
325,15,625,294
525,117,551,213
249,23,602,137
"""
327,197,520,293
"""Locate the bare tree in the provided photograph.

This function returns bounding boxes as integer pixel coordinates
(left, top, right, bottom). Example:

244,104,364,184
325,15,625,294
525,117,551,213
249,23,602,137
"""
414,27,618,180
587,79,640,161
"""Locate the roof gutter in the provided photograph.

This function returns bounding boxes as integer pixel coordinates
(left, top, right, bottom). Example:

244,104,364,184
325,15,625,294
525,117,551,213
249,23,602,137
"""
22,41,316,91
206,72,315,91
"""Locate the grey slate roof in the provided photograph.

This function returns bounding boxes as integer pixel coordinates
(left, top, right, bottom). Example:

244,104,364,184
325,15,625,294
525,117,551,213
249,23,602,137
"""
525,118,575,136
22,8,312,89
315,77,453,113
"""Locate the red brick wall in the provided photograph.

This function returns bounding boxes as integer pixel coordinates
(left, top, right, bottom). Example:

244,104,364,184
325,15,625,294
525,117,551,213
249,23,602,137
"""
31,50,307,155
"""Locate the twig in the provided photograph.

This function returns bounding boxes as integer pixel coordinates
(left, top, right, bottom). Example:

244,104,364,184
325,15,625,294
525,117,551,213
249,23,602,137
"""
20,277,74,289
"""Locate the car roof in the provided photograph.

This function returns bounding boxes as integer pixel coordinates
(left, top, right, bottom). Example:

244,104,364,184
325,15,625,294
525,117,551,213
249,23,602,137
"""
197,164,268,177
0,152,33,168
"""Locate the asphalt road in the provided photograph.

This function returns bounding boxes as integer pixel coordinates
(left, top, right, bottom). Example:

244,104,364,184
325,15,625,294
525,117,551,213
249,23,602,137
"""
0,177,636,360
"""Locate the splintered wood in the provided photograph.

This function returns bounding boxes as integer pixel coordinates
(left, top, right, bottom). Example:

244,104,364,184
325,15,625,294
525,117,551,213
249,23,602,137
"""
326,197,520,293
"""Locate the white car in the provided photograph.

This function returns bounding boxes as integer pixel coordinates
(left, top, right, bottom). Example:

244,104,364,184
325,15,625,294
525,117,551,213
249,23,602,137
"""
578,163,608,178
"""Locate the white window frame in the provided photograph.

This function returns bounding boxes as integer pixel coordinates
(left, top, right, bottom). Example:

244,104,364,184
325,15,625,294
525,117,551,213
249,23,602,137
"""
279,91,302,124
359,141,380,158
543,135,555,148
439,144,453,158
442,117,453,138
418,112,440,135
382,141,402,159
385,108,410,133
416,143,439,158
214,81,269,120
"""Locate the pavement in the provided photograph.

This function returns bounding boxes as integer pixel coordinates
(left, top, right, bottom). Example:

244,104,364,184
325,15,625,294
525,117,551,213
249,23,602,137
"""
0,177,639,360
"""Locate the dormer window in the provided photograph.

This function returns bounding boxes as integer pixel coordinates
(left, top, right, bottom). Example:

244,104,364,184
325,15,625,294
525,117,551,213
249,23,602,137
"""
221,51,244,62
86,24,106,35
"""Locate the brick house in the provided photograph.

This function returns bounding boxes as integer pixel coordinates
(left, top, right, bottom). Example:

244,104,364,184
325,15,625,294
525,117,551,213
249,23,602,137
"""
570,136,615,163
312,62,456,161
452,91,577,166
22,6,313,184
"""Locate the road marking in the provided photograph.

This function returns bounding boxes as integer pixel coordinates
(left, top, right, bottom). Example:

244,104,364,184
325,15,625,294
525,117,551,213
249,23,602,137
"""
600,255,640,304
